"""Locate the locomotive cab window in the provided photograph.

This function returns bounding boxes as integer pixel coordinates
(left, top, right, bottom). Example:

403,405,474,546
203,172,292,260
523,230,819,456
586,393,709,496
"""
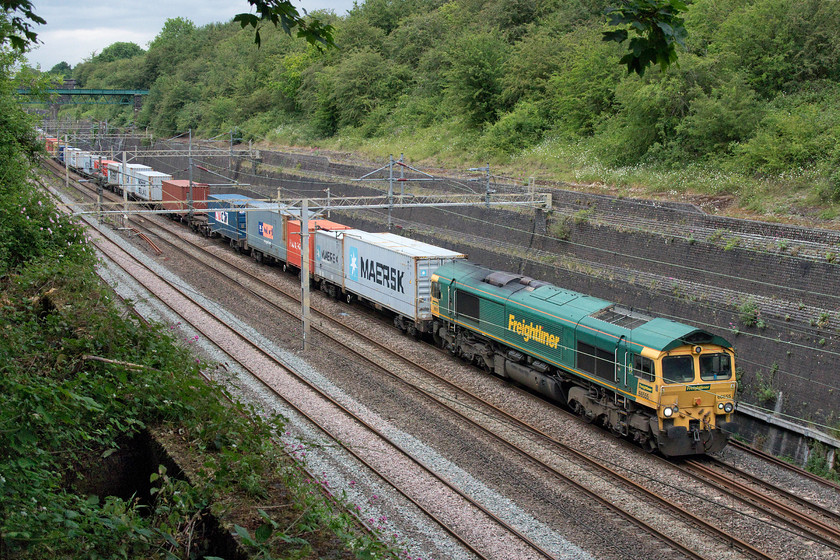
663,355,695,384
431,281,441,300
633,355,655,382
700,353,732,381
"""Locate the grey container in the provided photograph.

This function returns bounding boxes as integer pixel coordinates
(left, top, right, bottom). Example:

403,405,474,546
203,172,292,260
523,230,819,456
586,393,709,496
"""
135,170,173,202
314,228,363,286
244,201,289,262
341,231,466,324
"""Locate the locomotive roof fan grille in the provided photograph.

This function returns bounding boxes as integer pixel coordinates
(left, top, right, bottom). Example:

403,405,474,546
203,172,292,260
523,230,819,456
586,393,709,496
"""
591,305,652,330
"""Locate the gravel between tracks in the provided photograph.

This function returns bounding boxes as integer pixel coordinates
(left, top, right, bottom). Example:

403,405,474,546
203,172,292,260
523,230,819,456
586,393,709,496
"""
89,218,593,560
69,186,840,560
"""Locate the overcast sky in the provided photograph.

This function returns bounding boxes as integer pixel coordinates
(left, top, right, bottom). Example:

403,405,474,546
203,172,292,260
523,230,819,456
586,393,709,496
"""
26,1,355,70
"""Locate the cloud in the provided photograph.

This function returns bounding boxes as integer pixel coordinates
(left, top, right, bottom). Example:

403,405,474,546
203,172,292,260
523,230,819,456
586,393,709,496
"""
30,27,154,69
24,0,354,69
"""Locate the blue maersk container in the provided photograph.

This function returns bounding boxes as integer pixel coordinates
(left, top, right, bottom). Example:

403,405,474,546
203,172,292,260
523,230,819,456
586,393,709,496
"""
208,194,251,242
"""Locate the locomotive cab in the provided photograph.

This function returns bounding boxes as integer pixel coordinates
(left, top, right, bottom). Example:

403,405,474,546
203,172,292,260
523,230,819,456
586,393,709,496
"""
649,344,738,455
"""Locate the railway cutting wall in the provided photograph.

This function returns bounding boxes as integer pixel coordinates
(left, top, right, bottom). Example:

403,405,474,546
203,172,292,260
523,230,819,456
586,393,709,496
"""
107,141,838,434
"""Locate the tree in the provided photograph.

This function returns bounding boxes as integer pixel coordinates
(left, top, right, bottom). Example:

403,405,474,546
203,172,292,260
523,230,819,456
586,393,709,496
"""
96,41,144,62
602,0,687,76
0,0,45,51
445,30,510,127
234,0,336,50
48,61,71,75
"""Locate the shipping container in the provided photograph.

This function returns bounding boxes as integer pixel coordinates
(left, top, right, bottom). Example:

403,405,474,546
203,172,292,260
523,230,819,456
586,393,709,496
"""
135,170,173,202
124,164,152,197
161,179,209,215
45,138,58,155
286,219,351,271
93,158,118,178
243,201,293,263
208,194,251,243
77,151,92,173
313,228,365,287
106,162,123,187
64,148,81,168
340,231,466,325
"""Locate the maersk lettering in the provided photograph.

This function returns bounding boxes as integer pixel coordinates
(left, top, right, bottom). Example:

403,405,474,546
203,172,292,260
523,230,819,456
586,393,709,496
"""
359,257,404,293
508,314,559,349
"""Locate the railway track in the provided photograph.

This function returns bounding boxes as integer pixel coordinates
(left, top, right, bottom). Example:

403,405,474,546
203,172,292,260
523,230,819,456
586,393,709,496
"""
62,170,770,559
47,159,839,559
682,459,840,551
45,159,565,560
727,439,840,492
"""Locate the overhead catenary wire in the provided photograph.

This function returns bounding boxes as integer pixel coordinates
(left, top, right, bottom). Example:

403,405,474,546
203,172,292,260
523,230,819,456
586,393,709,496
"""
67,133,838,417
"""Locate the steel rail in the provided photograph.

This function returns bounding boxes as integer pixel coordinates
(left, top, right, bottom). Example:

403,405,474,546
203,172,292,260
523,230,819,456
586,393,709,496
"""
45,160,558,560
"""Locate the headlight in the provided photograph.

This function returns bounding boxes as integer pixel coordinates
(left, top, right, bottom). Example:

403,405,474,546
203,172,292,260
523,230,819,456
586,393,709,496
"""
663,407,674,418
718,403,724,410
724,402,734,413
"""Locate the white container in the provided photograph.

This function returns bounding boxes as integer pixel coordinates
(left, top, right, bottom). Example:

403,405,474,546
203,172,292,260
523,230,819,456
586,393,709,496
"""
341,231,466,323
106,162,123,186
65,148,80,168
135,170,172,202
77,151,92,172
124,164,152,197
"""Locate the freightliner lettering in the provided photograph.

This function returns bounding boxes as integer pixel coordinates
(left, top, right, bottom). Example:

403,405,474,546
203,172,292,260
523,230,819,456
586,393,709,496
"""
508,314,560,349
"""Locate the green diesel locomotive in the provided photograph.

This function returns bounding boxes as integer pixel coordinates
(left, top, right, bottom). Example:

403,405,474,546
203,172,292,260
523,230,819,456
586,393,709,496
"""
430,260,738,456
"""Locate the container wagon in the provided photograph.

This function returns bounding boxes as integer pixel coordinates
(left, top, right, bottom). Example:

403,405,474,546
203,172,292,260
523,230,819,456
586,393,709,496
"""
208,194,252,250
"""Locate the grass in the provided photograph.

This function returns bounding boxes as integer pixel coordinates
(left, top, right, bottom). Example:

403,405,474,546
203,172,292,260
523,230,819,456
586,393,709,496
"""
0,215,394,560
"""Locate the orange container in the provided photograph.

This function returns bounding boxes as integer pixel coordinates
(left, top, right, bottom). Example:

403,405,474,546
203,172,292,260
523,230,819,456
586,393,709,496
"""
286,219,351,270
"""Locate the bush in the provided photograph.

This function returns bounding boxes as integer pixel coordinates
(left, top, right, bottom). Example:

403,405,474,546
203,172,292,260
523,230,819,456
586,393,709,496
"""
479,101,547,155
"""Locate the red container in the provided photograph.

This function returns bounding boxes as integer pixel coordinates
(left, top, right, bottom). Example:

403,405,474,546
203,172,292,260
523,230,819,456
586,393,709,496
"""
45,138,58,155
93,159,118,179
286,219,351,270
161,179,209,215
93,158,118,171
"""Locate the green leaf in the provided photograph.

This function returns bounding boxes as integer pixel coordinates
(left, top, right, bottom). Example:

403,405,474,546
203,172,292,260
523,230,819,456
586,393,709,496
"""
102,448,118,459
255,522,273,543
234,524,257,547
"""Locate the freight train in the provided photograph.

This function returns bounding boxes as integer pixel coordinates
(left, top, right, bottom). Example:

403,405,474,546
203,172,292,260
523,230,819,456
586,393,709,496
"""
46,136,739,456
